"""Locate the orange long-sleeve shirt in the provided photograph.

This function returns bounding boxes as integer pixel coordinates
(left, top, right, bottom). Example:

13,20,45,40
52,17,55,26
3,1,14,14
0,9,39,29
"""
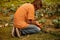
13,3,35,29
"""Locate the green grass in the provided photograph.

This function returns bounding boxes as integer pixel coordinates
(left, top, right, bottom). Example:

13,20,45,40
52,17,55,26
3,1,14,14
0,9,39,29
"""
0,26,60,40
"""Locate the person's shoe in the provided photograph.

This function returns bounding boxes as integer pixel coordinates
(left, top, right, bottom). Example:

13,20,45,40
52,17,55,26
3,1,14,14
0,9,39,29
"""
16,28,21,38
11,27,15,37
12,27,21,38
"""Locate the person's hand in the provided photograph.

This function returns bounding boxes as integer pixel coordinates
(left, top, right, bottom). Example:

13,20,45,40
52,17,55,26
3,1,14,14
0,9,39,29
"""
34,21,43,28
37,23,43,28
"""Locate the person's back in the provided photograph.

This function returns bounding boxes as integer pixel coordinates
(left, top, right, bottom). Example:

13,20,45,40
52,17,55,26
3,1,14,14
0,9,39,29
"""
14,3,35,29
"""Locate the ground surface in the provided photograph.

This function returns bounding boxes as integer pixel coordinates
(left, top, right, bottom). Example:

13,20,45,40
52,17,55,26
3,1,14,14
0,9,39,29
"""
0,26,60,40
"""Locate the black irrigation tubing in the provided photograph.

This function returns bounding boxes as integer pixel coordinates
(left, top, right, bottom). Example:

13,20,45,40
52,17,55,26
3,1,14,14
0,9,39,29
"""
49,32,60,37
43,31,60,37
41,29,60,37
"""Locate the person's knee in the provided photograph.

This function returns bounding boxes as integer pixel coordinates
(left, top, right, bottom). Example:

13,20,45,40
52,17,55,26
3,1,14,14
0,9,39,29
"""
31,25,41,31
32,25,41,31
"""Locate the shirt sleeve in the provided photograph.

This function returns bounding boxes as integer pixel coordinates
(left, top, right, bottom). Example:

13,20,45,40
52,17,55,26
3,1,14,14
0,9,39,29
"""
27,4,35,21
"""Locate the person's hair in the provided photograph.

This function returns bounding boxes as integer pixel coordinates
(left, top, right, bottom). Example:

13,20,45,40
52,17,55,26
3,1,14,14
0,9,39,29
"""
32,0,42,10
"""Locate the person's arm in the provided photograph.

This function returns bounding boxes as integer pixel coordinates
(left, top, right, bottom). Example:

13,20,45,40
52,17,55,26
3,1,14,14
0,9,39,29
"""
27,20,42,28
33,21,42,28
27,4,35,24
27,4,42,28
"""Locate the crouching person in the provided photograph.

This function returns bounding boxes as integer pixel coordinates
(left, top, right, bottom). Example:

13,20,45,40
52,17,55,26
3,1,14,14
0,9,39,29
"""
12,0,42,38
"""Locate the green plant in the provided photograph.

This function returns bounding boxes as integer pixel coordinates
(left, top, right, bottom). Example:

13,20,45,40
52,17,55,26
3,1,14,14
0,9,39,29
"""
35,9,44,20
38,18,46,24
52,18,60,28
2,9,9,16
55,3,60,16
0,8,2,12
